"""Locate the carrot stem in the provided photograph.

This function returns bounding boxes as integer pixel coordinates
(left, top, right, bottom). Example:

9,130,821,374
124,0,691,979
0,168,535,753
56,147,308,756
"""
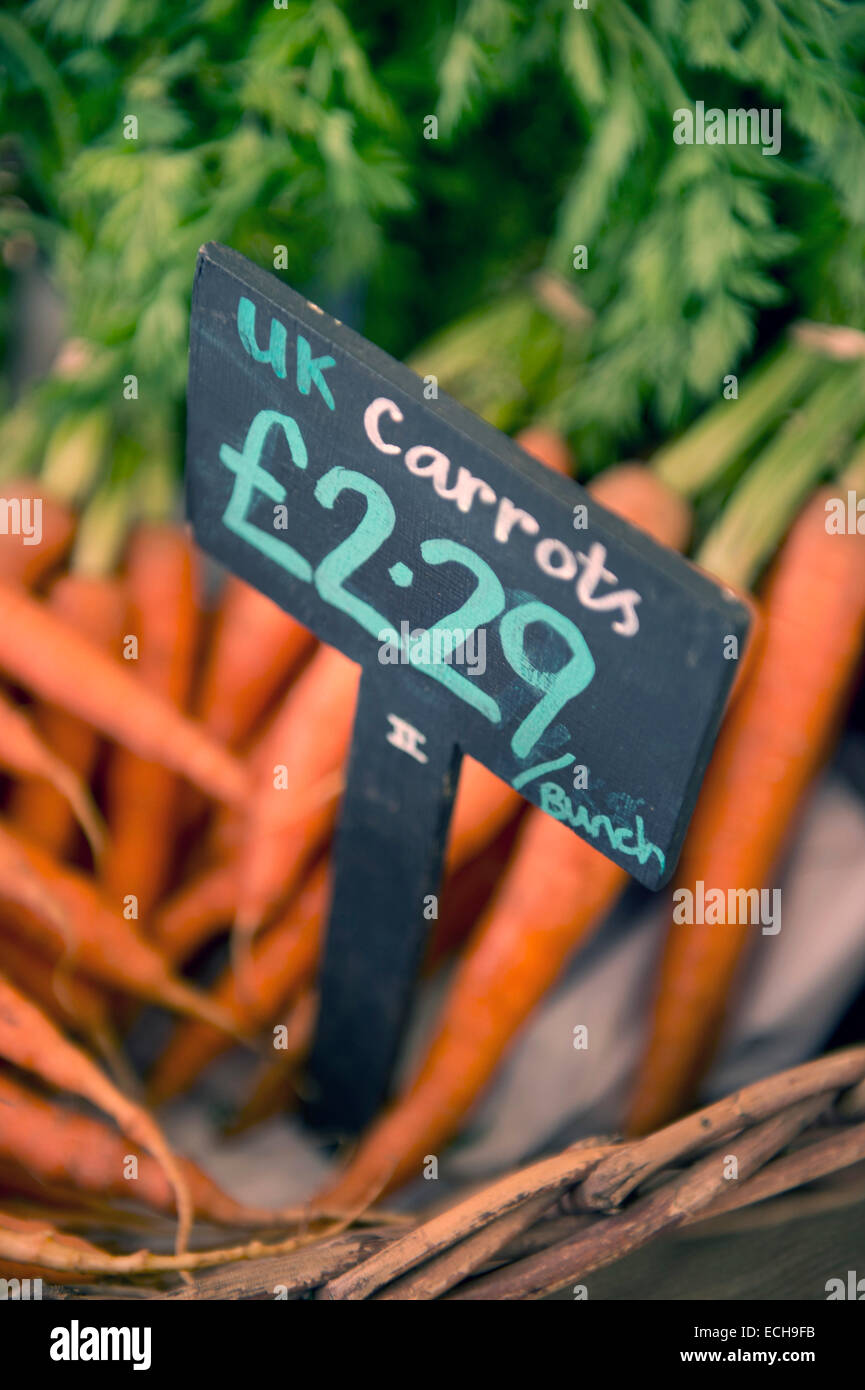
696,363,865,589
70,479,134,578
651,343,821,499
840,436,865,494
40,410,108,508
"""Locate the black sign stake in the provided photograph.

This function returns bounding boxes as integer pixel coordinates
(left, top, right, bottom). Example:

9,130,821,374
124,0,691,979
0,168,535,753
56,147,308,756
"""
306,666,461,1130
186,242,752,1133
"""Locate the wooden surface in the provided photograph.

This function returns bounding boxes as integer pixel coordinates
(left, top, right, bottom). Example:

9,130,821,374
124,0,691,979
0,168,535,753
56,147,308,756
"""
550,1195,865,1300
43,1188,865,1300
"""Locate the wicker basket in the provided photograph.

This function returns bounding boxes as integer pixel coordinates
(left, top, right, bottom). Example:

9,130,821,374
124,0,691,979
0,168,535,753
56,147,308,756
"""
42,1042,865,1301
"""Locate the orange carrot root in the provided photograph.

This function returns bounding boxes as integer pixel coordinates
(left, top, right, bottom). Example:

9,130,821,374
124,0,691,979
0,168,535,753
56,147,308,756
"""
514,427,574,477
0,691,105,859
9,573,124,856
0,972,193,1254
232,647,359,941
0,1072,287,1228
0,822,242,1037
102,523,202,918
149,860,329,1105
0,481,75,588
626,486,865,1135
197,575,316,746
0,579,248,805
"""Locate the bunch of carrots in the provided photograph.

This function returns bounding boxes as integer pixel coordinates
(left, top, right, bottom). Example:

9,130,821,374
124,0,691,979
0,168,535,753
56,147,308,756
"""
0,423,595,1276
1,340,865,1282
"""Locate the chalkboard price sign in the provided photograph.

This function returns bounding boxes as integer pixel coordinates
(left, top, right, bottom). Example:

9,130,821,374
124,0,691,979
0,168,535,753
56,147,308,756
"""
186,243,751,1130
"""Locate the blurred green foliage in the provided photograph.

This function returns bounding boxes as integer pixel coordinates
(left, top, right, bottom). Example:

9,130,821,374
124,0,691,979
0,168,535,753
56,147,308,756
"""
1,0,865,493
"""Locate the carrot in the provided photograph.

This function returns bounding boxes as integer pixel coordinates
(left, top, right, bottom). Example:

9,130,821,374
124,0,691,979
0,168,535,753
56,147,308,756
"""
153,859,238,965
233,646,359,938
101,524,202,918
589,462,692,553
316,465,693,1206
9,574,124,856
197,575,316,746
514,426,575,477
0,689,104,859
0,818,74,939
0,1072,289,1228
0,930,119,1064
625,486,865,1136
148,860,328,1105
0,578,247,805
224,990,318,1134
0,1258,88,1289
0,821,242,1036
0,481,74,587
447,761,522,868
0,1212,121,1280
0,972,192,1252
428,807,527,966
176,580,316,850
0,1209,335,1277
